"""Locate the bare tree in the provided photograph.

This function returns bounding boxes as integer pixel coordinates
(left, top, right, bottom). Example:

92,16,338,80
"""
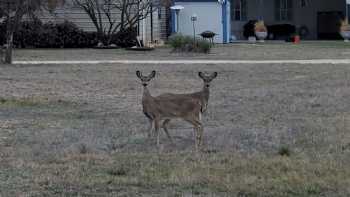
0,0,63,64
72,0,157,45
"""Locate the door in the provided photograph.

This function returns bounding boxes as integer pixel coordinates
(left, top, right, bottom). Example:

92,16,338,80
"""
317,11,344,39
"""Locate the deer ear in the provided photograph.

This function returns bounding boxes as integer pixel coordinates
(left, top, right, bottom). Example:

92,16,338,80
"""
136,70,142,78
198,72,204,78
150,70,156,78
211,72,218,79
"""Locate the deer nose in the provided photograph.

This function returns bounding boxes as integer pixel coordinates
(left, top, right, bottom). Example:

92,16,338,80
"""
143,83,148,87
206,84,210,87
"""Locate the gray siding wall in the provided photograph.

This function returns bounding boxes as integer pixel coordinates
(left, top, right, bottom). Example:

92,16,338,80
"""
140,8,163,44
37,0,164,43
231,0,346,40
159,7,169,40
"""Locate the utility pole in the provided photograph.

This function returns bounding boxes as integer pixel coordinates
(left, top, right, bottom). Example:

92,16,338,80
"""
191,14,197,44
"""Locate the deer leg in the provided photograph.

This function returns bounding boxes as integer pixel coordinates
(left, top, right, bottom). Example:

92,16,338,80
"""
197,122,203,149
162,119,173,142
184,118,203,152
154,118,160,148
194,121,203,152
146,118,154,138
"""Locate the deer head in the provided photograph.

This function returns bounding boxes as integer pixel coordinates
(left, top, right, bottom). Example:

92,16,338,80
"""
198,72,218,88
136,70,156,86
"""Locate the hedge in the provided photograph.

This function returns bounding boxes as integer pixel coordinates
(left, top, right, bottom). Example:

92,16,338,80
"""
0,20,137,48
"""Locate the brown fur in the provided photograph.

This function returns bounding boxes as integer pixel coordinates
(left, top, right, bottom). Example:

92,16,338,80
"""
136,70,217,151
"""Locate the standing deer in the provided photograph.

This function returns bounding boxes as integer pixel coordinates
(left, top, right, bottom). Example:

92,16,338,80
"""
156,71,218,138
136,70,217,151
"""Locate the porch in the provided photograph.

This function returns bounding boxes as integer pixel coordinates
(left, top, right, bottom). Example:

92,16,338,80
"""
231,0,347,40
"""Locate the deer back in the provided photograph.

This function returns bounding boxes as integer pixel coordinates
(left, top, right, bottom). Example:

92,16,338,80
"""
152,95,202,119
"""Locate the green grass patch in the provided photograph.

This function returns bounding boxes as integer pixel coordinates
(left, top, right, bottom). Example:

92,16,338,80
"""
0,97,42,107
168,34,212,53
296,41,350,49
0,97,76,109
2,152,349,196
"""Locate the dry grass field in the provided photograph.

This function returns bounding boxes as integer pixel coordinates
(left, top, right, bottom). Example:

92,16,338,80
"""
1,43,350,196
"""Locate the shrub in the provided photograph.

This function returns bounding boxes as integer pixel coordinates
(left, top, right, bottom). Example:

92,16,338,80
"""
0,20,139,48
168,33,211,53
36,21,99,48
278,146,291,157
243,20,258,38
110,27,137,48
0,20,99,48
168,33,191,49
107,166,128,176
195,39,211,53
54,21,99,48
38,22,59,48
13,20,43,48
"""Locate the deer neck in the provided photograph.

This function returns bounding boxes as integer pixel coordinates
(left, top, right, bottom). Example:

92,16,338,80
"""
198,86,210,113
201,86,210,101
142,86,156,109
141,86,157,120
142,86,153,101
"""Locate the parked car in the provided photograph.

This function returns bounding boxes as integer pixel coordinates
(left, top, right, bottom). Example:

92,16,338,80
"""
243,20,296,41
267,24,296,40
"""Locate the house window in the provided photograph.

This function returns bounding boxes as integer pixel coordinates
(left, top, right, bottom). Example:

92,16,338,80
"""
300,0,309,7
275,0,293,21
231,0,247,21
158,7,162,19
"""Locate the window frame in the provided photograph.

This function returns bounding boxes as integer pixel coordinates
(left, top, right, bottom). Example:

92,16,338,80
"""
231,0,247,21
276,0,293,21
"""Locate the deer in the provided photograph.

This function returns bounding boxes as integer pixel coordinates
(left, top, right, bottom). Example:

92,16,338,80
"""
136,70,217,151
155,71,218,139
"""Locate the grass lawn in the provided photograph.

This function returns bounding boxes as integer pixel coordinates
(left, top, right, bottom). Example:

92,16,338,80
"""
1,43,350,196
12,41,350,62
2,152,349,196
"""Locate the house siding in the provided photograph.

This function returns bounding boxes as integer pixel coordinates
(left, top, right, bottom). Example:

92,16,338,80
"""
140,7,167,43
36,0,165,44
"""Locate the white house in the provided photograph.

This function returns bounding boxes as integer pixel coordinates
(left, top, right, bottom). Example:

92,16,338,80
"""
172,0,231,43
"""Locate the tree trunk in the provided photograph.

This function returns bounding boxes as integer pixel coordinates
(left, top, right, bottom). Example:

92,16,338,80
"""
5,29,13,64
97,29,106,46
120,0,126,32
